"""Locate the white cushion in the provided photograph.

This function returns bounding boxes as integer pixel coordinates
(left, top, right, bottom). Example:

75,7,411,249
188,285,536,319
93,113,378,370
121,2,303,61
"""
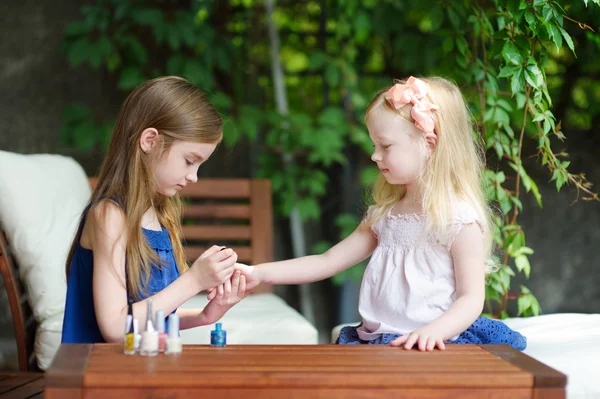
0,151,91,370
332,313,600,399
180,293,318,344
503,313,600,399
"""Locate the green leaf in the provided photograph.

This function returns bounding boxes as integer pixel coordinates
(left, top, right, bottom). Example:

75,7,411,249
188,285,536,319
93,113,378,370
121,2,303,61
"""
65,21,91,37
559,27,576,54
126,37,148,65
118,67,146,90
325,62,340,87
456,36,468,55
297,197,320,221
542,5,554,23
502,42,523,65
511,69,524,94
515,255,531,278
353,11,371,43
509,162,543,207
442,36,454,53
309,52,327,70
62,103,92,122
317,107,346,128
517,293,532,316
524,9,536,27
494,108,511,125
73,120,98,151
525,64,543,89
360,166,379,186
546,23,562,50
132,8,163,26
430,7,444,31
498,65,519,78
447,8,460,28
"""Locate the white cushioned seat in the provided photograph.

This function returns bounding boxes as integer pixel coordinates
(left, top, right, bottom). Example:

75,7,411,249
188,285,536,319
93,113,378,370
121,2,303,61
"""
180,293,318,345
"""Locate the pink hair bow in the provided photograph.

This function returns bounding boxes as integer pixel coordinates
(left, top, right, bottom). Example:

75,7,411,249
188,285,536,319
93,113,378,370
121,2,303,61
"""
384,76,439,137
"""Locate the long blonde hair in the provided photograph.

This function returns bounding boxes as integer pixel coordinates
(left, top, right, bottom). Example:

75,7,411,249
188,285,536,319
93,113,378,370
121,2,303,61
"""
66,76,223,299
365,76,495,273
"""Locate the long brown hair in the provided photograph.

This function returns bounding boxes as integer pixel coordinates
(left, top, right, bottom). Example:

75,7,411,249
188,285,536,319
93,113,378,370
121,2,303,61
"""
65,76,223,299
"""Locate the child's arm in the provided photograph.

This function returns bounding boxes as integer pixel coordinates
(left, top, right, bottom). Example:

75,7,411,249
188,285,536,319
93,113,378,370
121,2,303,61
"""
235,221,377,287
89,201,237,342
391,223,485,351
177,270,249,329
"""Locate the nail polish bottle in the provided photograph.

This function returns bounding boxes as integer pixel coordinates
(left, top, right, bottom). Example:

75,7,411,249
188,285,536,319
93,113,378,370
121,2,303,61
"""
124,300,135,355
140,299,159,356
133,318,141,351
165,314,182,355
210,323,226,347
155,309,167,352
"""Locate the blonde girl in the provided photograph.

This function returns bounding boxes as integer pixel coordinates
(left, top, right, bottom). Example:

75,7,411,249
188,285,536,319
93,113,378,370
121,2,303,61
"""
230,76,526,351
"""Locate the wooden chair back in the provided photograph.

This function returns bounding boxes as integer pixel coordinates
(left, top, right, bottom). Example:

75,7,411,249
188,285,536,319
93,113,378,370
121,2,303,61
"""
178,179,274,286
0,178,274,371
0,230,37,372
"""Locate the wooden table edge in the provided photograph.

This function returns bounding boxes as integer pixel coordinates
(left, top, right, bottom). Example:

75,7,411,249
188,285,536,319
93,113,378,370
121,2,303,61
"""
482,344,567,388
44,344,92,388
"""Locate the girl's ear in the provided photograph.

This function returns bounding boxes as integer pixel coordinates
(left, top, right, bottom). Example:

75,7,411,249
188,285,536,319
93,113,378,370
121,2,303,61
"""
139,128,159,153
424,131,437,153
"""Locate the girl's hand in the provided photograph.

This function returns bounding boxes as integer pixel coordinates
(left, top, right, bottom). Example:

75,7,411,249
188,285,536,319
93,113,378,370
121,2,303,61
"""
189,246,237,291
201,270,249,324
390,326,446,351
207,262,260,300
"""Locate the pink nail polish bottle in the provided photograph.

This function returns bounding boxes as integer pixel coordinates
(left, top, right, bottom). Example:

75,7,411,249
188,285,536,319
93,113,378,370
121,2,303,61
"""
155,309,167,352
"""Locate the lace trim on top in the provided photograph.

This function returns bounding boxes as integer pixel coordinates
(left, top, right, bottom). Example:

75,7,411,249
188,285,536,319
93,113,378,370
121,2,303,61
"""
142,227,172,251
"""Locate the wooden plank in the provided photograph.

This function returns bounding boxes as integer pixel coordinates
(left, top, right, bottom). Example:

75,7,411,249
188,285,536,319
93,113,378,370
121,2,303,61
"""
183,204,250,220
45,387,84,399
79,344,532,389
184,246,252,263
83,388,533,399
483,345,567,388
180,180,251,199
249,180,274,294
182,225,251,240
0,373,42,395
533,388,565,399
1,374,44,399
250,180,273,265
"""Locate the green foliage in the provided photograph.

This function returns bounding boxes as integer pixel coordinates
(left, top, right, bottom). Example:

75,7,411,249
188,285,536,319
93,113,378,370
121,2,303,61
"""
62,0,600,318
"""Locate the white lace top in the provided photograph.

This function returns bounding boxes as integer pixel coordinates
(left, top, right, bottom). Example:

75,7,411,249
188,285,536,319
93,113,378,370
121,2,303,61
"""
356,200,484,340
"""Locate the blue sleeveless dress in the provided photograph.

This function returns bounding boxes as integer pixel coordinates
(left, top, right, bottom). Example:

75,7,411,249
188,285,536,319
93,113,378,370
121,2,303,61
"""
61,206,180,343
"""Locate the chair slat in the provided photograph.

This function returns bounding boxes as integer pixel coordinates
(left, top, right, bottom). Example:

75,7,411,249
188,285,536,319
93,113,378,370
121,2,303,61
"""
180,179,251,199
182,226,251,240
184,246,252,263
183,204,250,220
250,180,273,265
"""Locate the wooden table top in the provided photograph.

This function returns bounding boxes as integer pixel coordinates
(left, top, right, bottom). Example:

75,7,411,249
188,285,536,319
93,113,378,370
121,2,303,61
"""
45,343,566,398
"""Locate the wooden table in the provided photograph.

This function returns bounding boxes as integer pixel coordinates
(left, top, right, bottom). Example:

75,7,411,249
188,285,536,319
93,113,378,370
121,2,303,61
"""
45,343,566,398
0,371,44,398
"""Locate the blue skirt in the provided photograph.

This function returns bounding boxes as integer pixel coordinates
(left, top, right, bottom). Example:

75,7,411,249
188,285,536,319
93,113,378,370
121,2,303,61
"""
337,316,527,350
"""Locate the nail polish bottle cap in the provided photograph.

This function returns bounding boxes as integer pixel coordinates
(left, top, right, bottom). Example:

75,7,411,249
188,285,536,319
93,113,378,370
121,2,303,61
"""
214,323,222,332
168,314,180,338
124,314,133,334
155,310,165,333
133,319,139,334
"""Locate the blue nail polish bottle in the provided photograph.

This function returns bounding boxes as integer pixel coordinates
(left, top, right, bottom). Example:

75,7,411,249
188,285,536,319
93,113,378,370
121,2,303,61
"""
210,323,226,347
